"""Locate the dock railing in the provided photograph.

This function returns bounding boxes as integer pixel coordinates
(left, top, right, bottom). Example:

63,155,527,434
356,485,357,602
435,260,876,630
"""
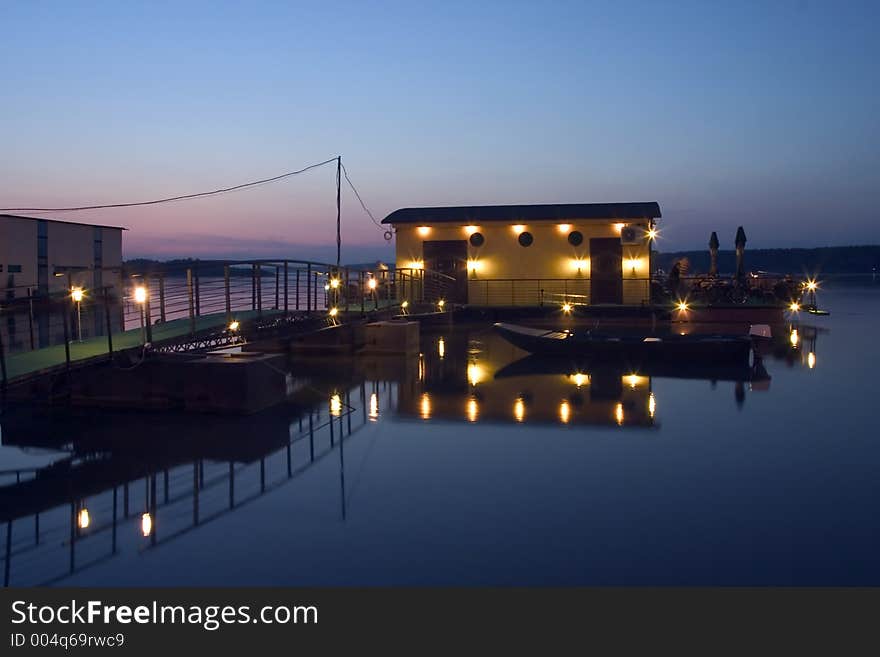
0,259,413,386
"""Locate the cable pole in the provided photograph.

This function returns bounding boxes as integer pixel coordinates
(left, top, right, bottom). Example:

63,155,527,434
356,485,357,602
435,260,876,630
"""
336,156,342,269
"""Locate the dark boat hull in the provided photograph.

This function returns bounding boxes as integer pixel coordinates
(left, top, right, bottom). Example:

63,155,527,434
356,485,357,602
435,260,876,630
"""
493,322,753,362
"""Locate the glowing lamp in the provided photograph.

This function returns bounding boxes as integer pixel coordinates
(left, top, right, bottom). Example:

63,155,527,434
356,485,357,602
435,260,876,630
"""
71,287,84,303
438,337,445,358
615,402,624,426
228,320,240,331
512,224,526,235
367,278,377,290
468,362,484,387
562,303,572,314
557,224,571,233
805,280,818,292
513,397,525,423
330,394,342,416
790,329,799,346
329,307,338,317
324,284,330,291
77,508,90,530
133,286,147,304
437,299,445,309
647,227,658,240
676,300,689,312
571,373,588,388
807,352,816,369
464,225,479,235
330,278,340,289
613,223,625,234
420,393,431,420
417,226,431,236
401,300,409,308
789,302,800,312
369,393,379,420
649,392,656,418
407,260,424,270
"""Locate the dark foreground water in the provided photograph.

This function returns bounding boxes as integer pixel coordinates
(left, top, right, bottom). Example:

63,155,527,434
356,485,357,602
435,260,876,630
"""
1,281,878,586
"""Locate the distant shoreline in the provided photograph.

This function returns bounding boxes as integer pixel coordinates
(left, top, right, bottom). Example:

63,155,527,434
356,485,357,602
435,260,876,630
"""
655,245,879,275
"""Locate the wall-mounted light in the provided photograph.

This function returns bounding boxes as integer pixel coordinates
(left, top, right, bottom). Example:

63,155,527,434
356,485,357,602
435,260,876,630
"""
571,258,589,273
464,225,479,235
570,372,589,388
613,223,625,234
512,224,526,235
417,226,431,236
557,224,571,233
407,260,424,270
562,302,572,314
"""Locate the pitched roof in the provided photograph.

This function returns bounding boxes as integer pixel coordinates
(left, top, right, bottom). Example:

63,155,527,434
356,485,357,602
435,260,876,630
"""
382,202,661,225
0,214,127,230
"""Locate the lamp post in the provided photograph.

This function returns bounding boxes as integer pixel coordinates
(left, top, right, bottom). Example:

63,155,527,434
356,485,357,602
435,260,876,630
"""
134,285,148,344
368,276,377,310
71,287,84,342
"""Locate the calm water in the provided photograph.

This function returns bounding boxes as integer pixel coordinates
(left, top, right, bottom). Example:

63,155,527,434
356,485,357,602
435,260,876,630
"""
1,281,878,586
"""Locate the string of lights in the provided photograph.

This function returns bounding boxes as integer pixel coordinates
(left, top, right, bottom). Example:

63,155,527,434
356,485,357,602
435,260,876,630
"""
0,157,339,212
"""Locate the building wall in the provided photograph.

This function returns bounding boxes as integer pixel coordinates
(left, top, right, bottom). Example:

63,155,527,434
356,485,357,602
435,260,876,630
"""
0,216,124,299
0,216,39,300
393,219,653,305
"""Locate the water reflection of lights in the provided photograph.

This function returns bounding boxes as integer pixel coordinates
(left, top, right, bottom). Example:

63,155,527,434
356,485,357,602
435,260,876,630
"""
807,352,816,369
420,393,432,419
615,403,624,426
569,372,589,387
369,393,379,420
77,508,90,530
438,337,445,359
466,397,479,423
649,392,656,418
790,329,799,347
418,353,425,382
514,397,525,423
330,394,342,416
141,512,153,537
559,400,571,424
468,362,484,387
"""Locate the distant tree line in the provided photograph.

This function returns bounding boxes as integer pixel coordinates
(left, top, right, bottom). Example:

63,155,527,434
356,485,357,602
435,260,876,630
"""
655,246,880,275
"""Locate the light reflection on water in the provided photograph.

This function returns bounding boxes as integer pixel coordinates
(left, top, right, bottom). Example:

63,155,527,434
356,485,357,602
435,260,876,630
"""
1,283,878,586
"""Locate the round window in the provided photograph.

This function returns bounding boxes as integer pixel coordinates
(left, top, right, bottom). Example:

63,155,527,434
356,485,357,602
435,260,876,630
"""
568,230,583,246
518,231,534,247
469,232,485,247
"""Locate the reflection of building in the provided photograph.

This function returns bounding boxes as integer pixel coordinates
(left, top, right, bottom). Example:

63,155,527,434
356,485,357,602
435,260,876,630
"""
0,214,124,298
396,329,657,427
382,202,660,306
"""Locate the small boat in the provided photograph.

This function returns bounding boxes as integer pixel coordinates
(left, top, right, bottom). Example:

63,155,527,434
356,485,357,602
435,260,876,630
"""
493,322,756,362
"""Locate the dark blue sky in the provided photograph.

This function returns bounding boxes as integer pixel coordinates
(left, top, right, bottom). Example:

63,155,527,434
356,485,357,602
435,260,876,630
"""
2,1,878,258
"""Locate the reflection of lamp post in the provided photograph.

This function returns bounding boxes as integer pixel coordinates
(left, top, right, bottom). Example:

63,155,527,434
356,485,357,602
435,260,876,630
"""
71,287,84,342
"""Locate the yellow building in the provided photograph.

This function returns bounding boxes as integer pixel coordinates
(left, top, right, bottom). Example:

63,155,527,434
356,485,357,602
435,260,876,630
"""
382,202,661,306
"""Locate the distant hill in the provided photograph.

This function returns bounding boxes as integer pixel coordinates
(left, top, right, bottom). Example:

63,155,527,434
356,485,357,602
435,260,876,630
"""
655,246,880,275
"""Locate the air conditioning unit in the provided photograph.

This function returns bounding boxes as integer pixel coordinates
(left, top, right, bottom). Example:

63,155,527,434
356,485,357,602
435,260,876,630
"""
620,225,639,244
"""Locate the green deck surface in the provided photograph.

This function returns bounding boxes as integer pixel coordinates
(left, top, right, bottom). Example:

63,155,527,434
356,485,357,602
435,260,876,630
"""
5,309,275,382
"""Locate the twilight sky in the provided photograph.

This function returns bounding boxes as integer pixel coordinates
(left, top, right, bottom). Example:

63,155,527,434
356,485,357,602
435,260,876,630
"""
2,0,878,260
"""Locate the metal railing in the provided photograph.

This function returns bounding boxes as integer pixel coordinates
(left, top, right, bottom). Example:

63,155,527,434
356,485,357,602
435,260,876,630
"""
0,258,417,386
465,277,652,307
